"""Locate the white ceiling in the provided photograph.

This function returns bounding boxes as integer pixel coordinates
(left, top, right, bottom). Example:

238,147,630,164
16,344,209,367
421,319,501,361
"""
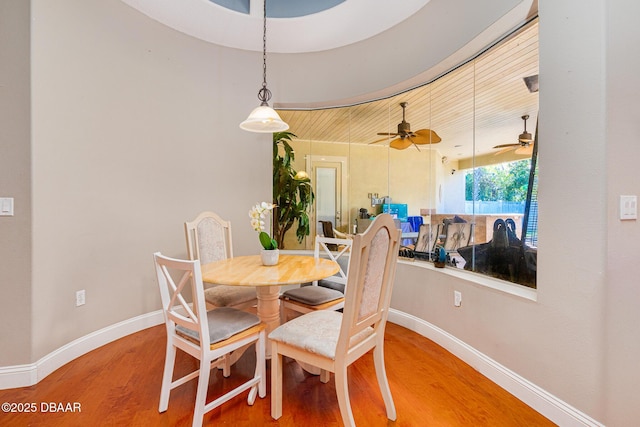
120,0,430,53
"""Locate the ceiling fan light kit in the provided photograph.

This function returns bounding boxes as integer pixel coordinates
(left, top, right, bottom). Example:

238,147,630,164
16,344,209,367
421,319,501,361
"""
370,102,441,150
519,131,533,143
240,0,289,133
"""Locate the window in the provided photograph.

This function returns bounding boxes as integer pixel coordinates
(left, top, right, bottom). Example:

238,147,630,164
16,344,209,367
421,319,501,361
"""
276,19,539,288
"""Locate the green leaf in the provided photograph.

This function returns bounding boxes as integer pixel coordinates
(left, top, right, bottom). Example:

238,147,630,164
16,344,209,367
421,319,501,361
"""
259,231,277,250
272,131,313,249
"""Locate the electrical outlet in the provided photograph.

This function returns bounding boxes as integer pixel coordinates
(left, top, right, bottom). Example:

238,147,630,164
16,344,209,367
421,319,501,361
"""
454,291,462,307
76,290,86,307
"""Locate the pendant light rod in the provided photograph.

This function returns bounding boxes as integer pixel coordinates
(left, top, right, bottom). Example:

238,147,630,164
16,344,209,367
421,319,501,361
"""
240,0,289,133
258,0,270,106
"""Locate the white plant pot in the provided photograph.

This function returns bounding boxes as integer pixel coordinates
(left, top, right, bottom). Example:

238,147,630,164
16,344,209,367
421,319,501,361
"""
261,249,279,266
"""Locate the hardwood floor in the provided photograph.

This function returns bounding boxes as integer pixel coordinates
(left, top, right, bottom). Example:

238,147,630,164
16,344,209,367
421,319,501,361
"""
0,323,555,426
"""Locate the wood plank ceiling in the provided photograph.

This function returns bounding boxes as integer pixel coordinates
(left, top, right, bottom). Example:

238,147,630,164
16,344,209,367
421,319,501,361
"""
277,20,539,163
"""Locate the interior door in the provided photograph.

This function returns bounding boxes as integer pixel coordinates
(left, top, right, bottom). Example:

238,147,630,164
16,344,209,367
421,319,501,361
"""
312,160,344,236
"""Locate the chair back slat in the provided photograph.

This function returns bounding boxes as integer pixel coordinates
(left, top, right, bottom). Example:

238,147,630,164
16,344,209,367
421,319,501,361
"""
154,252,209,347
165,267,198,325
315,235,352,285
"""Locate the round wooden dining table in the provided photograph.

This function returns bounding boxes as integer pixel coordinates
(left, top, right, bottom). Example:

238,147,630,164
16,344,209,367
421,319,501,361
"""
201,254,340,346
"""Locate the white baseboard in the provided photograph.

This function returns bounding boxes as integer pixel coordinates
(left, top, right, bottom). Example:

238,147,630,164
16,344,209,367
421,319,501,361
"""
388,309,604,427
0,310,164,390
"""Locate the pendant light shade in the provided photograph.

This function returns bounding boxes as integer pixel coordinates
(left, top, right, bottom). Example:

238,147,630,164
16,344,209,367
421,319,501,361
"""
240,0,288,133
240,105,289,133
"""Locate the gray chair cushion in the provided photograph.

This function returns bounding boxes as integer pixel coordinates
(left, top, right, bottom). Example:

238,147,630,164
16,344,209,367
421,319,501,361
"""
282,286,344,306
300,278,344,293
318,278,345,293
176,307,260,345
204,284,256,307
317,257,349,293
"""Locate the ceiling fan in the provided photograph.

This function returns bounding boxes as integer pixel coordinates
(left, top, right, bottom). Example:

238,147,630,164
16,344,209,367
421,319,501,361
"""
369,102,441,150
493,114,534,156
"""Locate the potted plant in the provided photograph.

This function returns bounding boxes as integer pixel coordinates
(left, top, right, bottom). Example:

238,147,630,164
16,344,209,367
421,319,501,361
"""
249,202,279,265
272,131,314,249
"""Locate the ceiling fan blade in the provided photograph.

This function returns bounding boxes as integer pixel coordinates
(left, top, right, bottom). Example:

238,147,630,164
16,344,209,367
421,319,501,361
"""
413,129,442,143
494,146,516,156
407,134,430,145
390,138,412,150
368,136,392,145
377,132,400,136
515,145,534,156
493,143,520,149
407,137,422,151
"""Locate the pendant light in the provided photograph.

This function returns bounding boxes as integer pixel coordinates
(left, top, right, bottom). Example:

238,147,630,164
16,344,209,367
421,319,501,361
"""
240,0,289,133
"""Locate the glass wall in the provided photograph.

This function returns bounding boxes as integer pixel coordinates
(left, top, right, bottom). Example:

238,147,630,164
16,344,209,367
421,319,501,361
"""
276,19,538,288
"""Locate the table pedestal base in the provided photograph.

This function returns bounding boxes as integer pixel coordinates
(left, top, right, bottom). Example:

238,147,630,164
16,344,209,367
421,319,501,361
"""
256,285,281,357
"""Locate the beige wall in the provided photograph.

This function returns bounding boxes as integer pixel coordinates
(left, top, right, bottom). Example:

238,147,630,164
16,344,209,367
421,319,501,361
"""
604,0,640,424
286,138,440,248
347,144,389,221
4,0,639,425
274,0,637,425
26,0,272,361
0,0,32,366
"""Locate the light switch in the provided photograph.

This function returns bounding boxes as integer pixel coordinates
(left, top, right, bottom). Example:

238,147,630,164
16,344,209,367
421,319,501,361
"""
454,291,462,307
620,195,637,220
0,198,14,216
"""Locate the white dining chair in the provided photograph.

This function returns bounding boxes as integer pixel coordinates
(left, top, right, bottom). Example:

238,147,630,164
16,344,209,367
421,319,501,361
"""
269,214,401,426
185,211,258,311
154,252,266,427
280,235,352,322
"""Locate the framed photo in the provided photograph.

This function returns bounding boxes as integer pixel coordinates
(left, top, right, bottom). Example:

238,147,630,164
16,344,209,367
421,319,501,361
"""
443,222,473,251
414,224,432,253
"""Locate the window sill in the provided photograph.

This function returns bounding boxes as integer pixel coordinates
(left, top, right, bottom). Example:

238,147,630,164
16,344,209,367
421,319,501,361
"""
397,259,537,301
282,249,537,301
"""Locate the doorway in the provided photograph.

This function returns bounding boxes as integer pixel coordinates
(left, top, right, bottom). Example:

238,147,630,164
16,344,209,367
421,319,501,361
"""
306,156,348,244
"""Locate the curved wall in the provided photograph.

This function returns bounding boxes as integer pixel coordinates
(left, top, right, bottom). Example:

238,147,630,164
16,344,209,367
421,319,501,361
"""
0,0,32,367
267,0,612,424
6,0,640,425
28,0,273,363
